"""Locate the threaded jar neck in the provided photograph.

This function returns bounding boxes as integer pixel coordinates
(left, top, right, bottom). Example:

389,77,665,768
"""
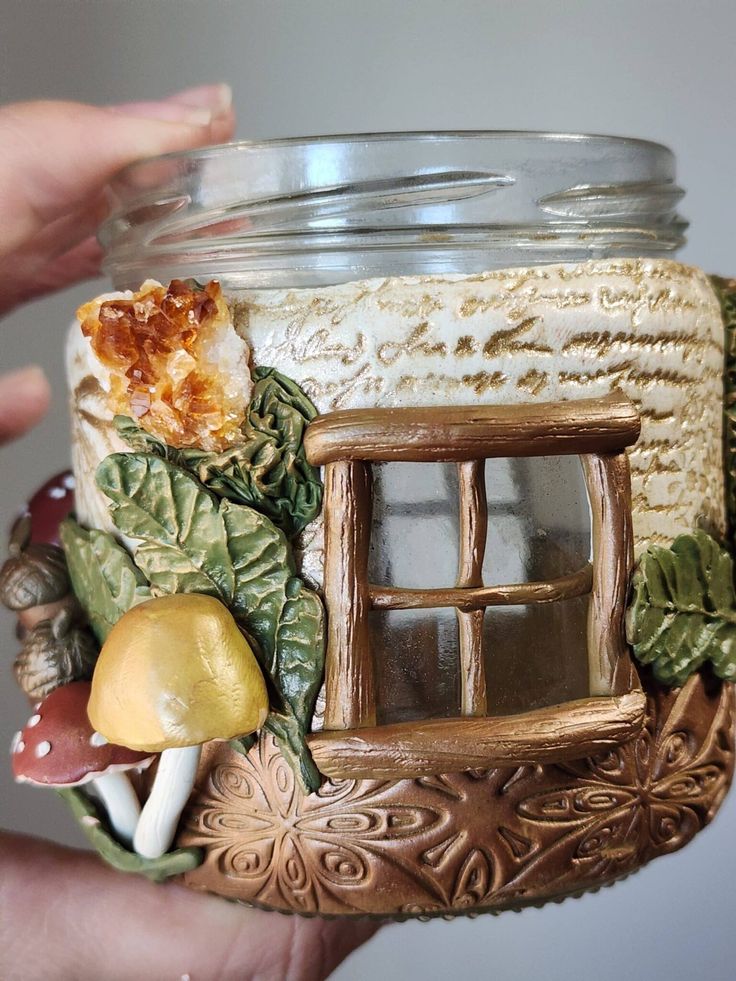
101,131,686,289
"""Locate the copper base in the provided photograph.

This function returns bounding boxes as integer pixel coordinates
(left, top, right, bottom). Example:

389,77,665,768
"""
177,673,734,918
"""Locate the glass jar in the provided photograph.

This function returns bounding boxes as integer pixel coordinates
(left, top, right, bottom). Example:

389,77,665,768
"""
79,132,734,917
100,132,689,725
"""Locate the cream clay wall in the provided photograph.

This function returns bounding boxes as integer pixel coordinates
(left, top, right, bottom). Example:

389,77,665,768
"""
1,2,735,979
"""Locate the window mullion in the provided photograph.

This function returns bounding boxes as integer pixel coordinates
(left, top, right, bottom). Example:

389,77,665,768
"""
322,460,376,729
368,566,593,610
581,452,637,696
456,459,488,716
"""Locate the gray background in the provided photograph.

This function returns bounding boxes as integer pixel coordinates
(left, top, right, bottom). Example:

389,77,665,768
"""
1,1,735,978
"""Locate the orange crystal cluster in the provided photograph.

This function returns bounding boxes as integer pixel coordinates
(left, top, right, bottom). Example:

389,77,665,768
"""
77,280,249,452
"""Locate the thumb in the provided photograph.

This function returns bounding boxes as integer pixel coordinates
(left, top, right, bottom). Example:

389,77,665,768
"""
0,88,234,257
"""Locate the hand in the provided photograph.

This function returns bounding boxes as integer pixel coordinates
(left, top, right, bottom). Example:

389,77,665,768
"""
0,832,377,980
0,91,379,981
0,85,234,444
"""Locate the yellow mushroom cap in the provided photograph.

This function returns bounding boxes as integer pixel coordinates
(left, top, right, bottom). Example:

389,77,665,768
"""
88,594,269,753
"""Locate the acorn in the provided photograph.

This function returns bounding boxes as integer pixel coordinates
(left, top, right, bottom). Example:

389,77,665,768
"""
16,595,82,640
13,608,98,702
0,515,70,612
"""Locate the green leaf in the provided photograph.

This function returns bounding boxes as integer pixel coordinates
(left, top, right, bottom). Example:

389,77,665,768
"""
58,788,202,882
96,454,235,602
113,416,209,471
220,501,325,793
229,733,257,757
220,502,324,725
59,518,151,643
265,713,321,793
626,530,736,685
220,498,294,648
196,367,323,539
274,579,326,727
96,453,325,791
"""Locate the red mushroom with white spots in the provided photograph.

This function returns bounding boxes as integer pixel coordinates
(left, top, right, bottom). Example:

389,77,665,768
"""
24,470,76,547
11,681,153,846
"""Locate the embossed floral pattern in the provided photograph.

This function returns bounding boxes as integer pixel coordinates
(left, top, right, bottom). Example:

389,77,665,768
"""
495,674,733,906
182,740,444,913
179,674,734,917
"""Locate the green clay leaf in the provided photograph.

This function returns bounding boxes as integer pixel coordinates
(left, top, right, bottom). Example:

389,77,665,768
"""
229,733,257,756
58,787,203,882
265,712,321,793
113,416,209,471
96,453,325,792
626,530,736,685
219,497,295,640
96,454,235,602
59,518,151,643
274,579,326,729
113,415,172,457
194,367,322,539
220,501,324,793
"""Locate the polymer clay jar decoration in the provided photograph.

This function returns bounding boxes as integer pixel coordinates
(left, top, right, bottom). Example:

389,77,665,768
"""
3,132,736,915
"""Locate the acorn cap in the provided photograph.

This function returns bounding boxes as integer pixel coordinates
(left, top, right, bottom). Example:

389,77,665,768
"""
14,612,98,702
11,681,152,787
88,594,269,753
0,538,70,611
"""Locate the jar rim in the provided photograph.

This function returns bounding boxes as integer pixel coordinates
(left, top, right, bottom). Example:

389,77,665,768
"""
115,130,672,176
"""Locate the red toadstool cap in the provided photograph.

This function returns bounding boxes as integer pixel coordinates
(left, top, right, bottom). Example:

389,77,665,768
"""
11,681,153,787
14,470,76,547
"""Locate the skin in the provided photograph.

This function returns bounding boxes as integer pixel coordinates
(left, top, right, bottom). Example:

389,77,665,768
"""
0,87,379,981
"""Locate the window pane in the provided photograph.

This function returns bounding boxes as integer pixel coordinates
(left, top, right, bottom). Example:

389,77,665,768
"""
371,607,460,724
483,596,590,715
368,461,459,588
483,456,591,584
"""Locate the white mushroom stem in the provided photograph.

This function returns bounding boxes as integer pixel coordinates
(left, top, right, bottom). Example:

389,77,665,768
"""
90,771,142,847
133,746,201,859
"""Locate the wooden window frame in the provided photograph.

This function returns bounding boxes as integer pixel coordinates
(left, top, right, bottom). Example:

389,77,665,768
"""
304,392,646,780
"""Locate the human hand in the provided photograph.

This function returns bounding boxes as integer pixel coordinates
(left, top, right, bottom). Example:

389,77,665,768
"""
0,85,234,444
0,90,379,981
0,832,378,980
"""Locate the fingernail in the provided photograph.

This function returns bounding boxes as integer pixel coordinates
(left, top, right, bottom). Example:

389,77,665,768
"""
164,83,233,115
108,100,213,127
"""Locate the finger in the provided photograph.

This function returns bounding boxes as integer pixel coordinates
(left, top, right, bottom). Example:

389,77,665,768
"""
16,193,108,264
164,84,235,145
163,83,233,112
0,832,380,981
0,88,236,258
32,236,104,292
1,236,104,314
0,366,51,444
0,195,108,315
210,105,237,145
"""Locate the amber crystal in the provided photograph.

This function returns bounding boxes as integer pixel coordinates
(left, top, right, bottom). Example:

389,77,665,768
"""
77,280,250,451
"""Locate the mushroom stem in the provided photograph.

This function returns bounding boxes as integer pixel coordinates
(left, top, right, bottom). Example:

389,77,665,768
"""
133,745,201,859
91,771,142,847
